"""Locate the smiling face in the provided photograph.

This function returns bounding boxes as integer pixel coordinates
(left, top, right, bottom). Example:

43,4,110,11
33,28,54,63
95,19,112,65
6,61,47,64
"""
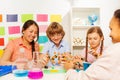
22,24,38,43
46,22,65,47
88,32,103,49
50,33,63,46
109,17,120,43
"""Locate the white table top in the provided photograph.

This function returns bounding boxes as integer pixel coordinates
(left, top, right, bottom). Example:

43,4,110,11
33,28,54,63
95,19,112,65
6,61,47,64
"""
0,73,65,80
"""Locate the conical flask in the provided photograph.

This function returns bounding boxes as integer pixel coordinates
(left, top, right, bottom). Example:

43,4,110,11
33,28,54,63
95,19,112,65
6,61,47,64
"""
12,48,29,77
28,51,43,79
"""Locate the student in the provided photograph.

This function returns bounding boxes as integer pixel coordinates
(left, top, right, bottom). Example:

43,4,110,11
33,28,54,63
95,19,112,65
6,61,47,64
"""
65,9,120,80
0,20,47,67
81,26,105,63
64,26,105,70
42,22,71,67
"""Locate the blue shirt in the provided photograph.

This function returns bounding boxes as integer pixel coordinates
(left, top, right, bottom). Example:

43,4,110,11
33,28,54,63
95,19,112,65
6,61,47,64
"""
42,40,70,67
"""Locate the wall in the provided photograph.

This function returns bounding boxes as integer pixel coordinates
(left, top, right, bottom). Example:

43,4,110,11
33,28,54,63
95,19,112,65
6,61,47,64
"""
71,0,120,46
99,0,120,46
0,0,71,51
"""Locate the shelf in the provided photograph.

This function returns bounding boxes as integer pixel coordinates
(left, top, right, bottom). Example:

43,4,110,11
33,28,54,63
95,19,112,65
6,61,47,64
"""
73,45,85,47
72,8,100,26
70,7,100,54
72,25,100,29
72,25,91,29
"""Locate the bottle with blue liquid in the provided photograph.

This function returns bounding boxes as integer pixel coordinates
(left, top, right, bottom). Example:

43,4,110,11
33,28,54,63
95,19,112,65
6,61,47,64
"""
12,48,29,77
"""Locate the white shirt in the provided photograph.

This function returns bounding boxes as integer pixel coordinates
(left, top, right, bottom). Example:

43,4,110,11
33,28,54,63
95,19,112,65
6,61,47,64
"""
65,42,120,80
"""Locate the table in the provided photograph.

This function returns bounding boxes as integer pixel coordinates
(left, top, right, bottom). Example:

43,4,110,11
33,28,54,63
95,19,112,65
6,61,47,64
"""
0,73,65,80
0,67,66,80
0,65,67,80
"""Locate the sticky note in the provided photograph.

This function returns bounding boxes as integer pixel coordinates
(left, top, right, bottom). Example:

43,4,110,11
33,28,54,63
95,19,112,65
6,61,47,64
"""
7,14,18,22
21,14,33,23
43,69,66,74
37,14,48,22
38,36,48,44
50,69,58,73
8,37,19,41
0,38,4,46
39,25,48,33
43,69,50,74
39,45,44,52
0,14,2,22
8,26,20,34
0,27,5,35
50,14,62,22
0,49,4,58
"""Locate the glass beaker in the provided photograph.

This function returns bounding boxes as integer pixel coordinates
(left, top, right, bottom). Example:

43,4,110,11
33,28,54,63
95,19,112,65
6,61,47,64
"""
28,51,43,79
12,48,29,77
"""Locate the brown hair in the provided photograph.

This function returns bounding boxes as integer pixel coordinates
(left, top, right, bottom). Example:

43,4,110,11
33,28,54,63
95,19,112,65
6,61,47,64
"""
46,22,65,40
85,26,104,62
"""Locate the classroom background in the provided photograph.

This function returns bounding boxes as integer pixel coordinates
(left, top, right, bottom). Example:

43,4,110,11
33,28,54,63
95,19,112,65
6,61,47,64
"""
0,0,120,57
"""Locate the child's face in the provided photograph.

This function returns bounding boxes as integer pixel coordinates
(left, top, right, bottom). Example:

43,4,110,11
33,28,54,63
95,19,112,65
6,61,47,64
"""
109,17,120,43
50,33,63,46
88,32,102,49
23,24,38,43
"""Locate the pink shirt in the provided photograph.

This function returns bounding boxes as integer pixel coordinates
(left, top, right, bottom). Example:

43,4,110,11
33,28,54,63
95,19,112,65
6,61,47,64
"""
5,37,39,62
80,46,106,63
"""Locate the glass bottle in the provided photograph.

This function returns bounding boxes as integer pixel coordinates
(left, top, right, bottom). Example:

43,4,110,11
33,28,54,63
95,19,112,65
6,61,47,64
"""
12,48,29,77
28,51,43,79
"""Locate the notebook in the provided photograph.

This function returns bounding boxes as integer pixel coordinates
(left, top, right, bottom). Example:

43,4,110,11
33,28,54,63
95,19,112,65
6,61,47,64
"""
0,65,12,76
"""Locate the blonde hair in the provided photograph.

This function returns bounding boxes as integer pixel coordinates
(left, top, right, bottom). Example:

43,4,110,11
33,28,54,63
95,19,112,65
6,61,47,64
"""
46,22,65,40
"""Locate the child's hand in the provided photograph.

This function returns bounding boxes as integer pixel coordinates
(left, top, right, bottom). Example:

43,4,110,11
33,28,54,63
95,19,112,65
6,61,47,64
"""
46,53,50,62
64,55,84,71
58,54,66,64
64,61,74,71
88,49,99,58
39,54,49,68
59,53,72,64
72,55,84,70
74,55,85,61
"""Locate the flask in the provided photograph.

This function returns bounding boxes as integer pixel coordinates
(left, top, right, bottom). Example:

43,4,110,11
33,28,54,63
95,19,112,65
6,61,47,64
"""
12,48,29,77
28,51,43,79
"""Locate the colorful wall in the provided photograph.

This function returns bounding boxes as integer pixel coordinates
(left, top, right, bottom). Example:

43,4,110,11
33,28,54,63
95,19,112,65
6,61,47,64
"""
0,0,71,57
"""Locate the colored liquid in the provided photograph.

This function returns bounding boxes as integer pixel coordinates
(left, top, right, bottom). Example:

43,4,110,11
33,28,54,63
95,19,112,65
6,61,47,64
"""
28,70,43,79
83,62,91,71
13,70,28,77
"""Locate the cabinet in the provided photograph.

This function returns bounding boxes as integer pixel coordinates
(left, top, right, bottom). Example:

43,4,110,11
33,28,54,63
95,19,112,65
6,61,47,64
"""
71,7,100,55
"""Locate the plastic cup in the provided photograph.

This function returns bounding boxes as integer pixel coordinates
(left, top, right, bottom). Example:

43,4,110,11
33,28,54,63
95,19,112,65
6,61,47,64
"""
83,62,91,71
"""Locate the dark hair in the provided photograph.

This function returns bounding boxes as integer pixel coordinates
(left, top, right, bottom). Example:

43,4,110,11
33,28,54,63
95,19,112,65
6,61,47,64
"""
114,9,120,25
22,20,39,56
114,9,120,19
85,26,104,62
46,22,65,40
